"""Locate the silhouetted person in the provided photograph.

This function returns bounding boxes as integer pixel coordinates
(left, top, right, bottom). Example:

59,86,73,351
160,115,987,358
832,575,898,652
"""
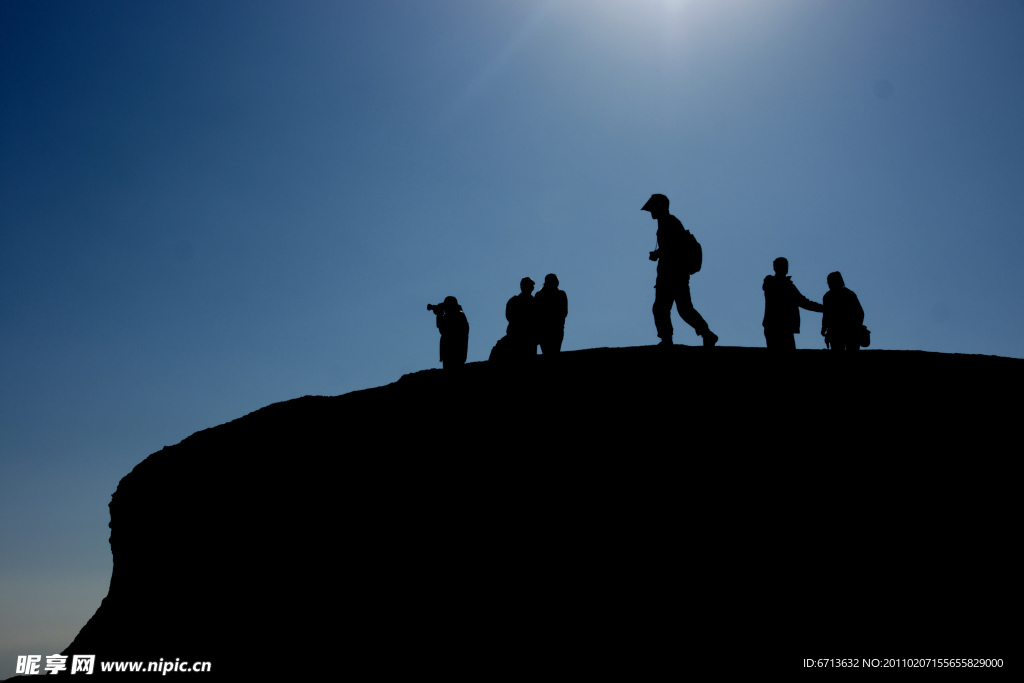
821,271,865,351
762,257,823,350
505,276,538,357
428,296,469,369
641,194,718,347
534,273,568,354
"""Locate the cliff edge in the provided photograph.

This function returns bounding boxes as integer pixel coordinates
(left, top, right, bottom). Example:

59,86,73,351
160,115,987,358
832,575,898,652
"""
59,346,1018,676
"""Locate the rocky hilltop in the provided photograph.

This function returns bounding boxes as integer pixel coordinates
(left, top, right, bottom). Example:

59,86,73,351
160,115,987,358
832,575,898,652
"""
59,346,1018,677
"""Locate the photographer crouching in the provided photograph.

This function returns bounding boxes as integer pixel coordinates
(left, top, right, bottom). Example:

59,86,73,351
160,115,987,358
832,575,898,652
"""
428,296,469,369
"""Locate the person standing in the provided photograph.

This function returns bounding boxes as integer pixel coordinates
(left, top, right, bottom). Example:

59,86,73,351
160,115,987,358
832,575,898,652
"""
534,274,568,354
505,276,538,357
762,257,823,350
821,271,865,351
429,296,469,369
641,194,718,347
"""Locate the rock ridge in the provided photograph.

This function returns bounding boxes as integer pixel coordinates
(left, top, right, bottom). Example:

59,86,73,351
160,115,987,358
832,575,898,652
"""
58,346,1019,677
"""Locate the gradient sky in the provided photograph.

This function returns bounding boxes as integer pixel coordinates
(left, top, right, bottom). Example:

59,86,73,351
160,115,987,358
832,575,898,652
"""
2,0,1023,669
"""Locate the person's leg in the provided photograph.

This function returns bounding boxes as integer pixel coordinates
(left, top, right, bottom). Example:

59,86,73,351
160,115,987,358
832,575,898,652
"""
765,329,795,350
653,286,674,343
675,277,716,345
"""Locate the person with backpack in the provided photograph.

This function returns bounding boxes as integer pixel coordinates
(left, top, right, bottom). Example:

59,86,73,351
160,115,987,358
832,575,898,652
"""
641,193,718,347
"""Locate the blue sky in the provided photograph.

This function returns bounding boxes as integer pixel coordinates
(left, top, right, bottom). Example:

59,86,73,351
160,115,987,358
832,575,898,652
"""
2,0,1023,668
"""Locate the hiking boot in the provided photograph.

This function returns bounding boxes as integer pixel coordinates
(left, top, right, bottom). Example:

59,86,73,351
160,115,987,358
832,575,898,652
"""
657,338,674,347
702,331,718,347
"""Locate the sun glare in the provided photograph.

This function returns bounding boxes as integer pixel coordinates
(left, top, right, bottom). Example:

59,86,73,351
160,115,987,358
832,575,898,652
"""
646,0,692,13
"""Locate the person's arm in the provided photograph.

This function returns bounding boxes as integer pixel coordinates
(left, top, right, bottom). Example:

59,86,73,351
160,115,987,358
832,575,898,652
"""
793,285,823,314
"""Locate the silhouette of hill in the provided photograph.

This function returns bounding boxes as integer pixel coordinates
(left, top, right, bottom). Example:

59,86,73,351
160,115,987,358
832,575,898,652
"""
52,346,1017,677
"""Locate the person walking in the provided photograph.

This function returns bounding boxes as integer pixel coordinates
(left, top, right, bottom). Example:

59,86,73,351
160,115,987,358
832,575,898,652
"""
641,193,718,347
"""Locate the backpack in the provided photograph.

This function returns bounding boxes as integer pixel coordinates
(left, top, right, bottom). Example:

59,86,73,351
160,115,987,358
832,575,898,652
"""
682,229,702,274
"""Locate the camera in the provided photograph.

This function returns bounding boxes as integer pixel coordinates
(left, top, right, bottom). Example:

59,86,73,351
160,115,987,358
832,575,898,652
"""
427,303,443,314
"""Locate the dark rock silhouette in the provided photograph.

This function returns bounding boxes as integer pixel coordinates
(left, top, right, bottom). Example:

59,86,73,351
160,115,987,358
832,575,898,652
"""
55,347,1018,677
